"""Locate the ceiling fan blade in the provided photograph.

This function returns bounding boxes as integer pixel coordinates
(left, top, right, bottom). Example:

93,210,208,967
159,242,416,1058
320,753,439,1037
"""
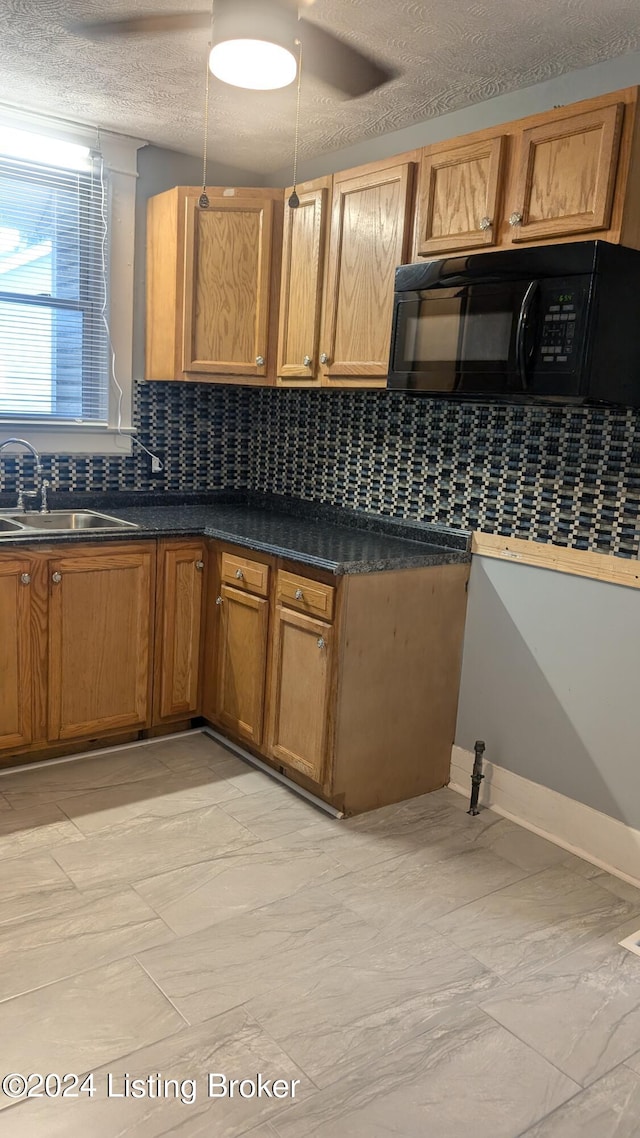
297,17,397,98
73,12,212,41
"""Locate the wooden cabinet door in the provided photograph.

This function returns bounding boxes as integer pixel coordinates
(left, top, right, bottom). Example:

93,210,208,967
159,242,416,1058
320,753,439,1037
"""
266,606,333,784
0,555,33,751
47,545,154,742
320,160,415,385
277,180,330,383
509,102,624,243
155,540,205,723
215,584,269,745
182,195,274,377
415,136,506,257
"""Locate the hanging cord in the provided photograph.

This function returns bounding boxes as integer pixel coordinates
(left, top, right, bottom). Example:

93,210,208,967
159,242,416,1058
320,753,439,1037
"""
288,38,303,209
199,45,211,209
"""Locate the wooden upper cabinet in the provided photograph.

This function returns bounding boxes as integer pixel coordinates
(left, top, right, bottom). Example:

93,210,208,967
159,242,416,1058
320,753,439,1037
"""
415,135,506,257
508,101,624,243
320,157,416,386
0,555,34,752
277,178,331,384
154,540,206,724
47,544,155,742
183,195,274,377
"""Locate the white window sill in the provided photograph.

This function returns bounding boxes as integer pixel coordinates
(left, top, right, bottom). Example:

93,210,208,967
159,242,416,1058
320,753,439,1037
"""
0,424,133,456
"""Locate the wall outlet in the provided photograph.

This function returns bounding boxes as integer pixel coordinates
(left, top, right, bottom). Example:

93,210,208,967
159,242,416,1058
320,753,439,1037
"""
151,456,163,473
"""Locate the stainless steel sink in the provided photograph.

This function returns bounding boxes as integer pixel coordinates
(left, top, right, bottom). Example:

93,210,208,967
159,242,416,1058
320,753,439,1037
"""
0,510,139,535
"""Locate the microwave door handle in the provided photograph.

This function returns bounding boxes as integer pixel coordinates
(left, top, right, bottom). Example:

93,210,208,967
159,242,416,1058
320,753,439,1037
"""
516,280,539,390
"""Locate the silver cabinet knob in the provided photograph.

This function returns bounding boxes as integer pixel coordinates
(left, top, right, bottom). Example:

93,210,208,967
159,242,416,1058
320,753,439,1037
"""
20,572,31,585
479,216,492,230
303,355,312,367
51,571,62,584
235,568,244,580
256,356,265,367
317,637,326,649
320,353,329,365
195,560,204,571
216,595,223,606
509,211,523,227
294,588,304,600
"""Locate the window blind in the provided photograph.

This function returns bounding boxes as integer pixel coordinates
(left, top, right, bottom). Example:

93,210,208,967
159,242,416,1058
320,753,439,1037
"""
0,152,109,422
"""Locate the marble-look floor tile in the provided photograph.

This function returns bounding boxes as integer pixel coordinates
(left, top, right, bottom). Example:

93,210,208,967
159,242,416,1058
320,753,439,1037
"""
0,851,78,925
0,887,174,1002
0,748,167,809
146,732,237,773
138,889,379,1024
433,866,640,980
0,792,12,810
482,923,640,1086
2,1007,308,1136
269,1005,579,1138
248,934,504,1089
0,801,83,861
0,958,185,1109
60,767,245,836
52,804,258,890
219,783,324,842
135,837,341,936
324,844,531,927
453,815,572,872
522,1064,640,1136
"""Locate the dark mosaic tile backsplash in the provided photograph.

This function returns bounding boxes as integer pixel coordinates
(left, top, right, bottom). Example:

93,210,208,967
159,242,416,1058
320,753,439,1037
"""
1,382,639,558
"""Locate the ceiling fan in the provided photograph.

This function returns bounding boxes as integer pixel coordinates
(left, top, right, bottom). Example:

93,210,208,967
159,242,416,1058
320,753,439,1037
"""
74,0,397,99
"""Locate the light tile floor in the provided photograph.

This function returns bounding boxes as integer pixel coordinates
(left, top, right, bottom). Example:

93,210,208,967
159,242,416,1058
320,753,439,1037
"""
1,730,640,1137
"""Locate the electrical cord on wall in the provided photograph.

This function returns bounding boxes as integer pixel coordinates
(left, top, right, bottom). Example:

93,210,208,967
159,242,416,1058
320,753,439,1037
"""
97,154,163,472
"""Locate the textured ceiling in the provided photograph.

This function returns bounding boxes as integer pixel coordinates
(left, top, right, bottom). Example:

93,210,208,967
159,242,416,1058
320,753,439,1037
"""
2,0,640,174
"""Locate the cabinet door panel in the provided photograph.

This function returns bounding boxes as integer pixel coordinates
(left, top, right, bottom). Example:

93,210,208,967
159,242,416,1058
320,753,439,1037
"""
267,606,333,784
216,584,269,745
510,103,623,242
183,197,273,376
156,542,205,722
415,136,505,256
278,183,329,382
0,557,33,751
48,547,154,741
321,162,414,382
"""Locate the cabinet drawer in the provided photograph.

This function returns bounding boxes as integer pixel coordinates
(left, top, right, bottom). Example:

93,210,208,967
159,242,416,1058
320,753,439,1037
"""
220,551,269,596
277,571,335,621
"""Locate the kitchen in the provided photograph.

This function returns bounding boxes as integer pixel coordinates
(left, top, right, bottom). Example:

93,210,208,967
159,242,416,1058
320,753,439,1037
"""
1,1,640,1135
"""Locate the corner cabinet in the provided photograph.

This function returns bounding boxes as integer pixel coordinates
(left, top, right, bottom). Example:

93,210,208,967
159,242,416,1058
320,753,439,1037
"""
146,185,283,384
153,539,206,724
0,554,35,751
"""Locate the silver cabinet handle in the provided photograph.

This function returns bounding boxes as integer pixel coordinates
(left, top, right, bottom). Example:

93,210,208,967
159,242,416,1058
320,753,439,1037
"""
216,595,223,606
195,560,204,571
256,355,265,367
303,355,312,367
320,353,329,365
235,568,244,580
295,588,304,600
317,637,326,649
20,572,31,585
509,211,523,227
479,216,492,230
51,571,62,584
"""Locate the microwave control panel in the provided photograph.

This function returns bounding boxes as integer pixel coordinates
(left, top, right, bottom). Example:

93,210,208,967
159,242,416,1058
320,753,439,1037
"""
538,289,582,368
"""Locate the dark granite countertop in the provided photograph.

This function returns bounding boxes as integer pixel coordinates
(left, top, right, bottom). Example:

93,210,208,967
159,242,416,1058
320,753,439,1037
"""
0,492,471,574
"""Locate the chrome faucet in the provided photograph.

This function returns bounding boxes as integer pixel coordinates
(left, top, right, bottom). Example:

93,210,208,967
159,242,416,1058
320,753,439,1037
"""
0,437,48,512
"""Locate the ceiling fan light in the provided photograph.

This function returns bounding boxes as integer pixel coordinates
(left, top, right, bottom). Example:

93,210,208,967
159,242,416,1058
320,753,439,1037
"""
209,39,297,91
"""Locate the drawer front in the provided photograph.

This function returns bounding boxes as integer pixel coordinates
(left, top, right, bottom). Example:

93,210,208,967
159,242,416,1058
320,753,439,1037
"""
220,551,269,597
277,570,335,621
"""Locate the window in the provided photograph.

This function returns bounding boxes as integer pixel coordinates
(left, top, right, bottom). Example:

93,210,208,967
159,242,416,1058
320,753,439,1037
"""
0,148,109,421
0,115,144,453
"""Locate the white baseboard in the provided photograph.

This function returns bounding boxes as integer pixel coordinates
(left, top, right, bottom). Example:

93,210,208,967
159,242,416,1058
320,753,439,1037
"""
450,745,640,888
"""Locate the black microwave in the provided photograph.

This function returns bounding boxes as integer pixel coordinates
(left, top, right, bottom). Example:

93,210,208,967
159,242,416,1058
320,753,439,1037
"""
388,241,640,406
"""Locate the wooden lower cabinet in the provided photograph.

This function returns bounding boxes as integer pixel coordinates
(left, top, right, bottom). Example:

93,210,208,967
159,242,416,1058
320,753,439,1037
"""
266,606,334,783
154,540,206,723
47,544,155,742
0,554,34,751
214,584,269,745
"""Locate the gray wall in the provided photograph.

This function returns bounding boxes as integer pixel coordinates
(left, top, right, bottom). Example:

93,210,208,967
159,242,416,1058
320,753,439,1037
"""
265,48,640,184
132,145,264,382
455,556,640,829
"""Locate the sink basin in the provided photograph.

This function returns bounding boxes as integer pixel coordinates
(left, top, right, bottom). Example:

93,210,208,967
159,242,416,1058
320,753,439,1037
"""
0,510,139,534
